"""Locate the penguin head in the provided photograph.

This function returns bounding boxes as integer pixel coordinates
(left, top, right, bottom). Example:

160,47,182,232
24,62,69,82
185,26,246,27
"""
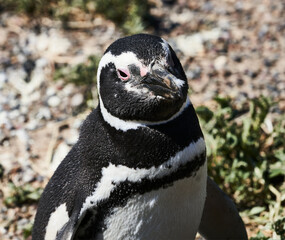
97,34,188,123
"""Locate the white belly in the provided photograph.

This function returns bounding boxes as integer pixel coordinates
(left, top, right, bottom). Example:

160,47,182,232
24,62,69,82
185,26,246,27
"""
102,162,207,240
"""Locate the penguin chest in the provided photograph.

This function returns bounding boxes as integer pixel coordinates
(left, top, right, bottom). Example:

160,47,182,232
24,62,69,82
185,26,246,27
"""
102,162,207,240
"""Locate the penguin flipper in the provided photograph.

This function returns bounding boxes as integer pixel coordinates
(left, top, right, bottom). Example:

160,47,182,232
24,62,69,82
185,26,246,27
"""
55,194,99,240
198,177,248,239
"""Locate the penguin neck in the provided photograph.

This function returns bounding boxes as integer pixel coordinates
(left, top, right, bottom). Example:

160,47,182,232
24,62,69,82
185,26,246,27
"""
147,100,203,148
98,97,191,132
98,97,203,150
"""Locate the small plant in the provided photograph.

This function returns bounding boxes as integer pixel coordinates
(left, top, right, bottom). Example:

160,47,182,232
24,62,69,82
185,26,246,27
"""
273,217,285,240
95,0,151,34
4,182,43,207
250,231,269,240
54,55,99,86
0,0,57,16
54,55,100,109
0,0,152,33
23,222,33,239
196,96,285,238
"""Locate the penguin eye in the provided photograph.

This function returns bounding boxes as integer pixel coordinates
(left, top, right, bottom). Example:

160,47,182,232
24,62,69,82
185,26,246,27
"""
117,69,130,81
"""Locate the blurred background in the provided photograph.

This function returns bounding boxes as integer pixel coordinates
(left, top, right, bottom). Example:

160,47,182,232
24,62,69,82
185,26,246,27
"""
0,0,284,239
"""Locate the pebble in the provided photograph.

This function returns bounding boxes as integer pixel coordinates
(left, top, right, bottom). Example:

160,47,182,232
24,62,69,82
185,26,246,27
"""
36,107,52,120
72,118,84,130
0,152,15,173
8,109,21,120
0,111,13,130
46,86,57,97
62,83,76,96
214,56,227,71
0,28,7,45
172,28,221,56
71,93,84,107
26,119,40,131
23,59,36,75
64,128,79,146
0,72,7,89
47,95,61,107
35,30,71,55
7,68,27,93
21,167,36,183
36,57,48,68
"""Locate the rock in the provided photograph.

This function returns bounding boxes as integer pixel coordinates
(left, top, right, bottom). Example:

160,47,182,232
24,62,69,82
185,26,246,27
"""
0,152,15,173
186,67,202,79
0,72,7,89
36,58,48,68
64,128,79,146
21,91,41,106
15,129,30,150
21,167,36,183
35,30,71,56
46,87,56,97
0,111,13,130
171,28,221,56
0,28,7,46
170,9,194,24
72,118,84,130
23,59,36,76
7,68,27,93
62,83,75,96
218,18,231,30
26,119,40,131
71,93,84,107
27,69,45,93
36,107,51,120
7,66,45,96
214,56,227,71
8,109,21,120
173,34,204,56
47,95,61,107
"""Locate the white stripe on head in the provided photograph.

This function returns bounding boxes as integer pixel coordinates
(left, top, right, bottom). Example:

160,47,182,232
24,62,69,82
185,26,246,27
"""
79,137,206,218
99,97,191,132
45,203,70,240
99,95,143,131
96,41,187,132
97,51,145,93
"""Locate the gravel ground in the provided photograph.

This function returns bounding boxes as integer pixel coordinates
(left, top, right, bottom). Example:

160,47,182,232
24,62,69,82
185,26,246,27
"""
0,0,284,239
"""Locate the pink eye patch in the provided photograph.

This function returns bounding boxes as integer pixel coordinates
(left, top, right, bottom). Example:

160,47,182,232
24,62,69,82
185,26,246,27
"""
117,69,130,81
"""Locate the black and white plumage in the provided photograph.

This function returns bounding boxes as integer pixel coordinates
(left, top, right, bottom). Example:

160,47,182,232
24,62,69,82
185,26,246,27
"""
32,34,245,240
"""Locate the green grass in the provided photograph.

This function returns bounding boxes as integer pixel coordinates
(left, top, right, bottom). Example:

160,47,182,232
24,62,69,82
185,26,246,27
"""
0,0,151,34
54,55,100,109
95,0,151,34
4,182,43,207
54,55,100,87
196,96,285,239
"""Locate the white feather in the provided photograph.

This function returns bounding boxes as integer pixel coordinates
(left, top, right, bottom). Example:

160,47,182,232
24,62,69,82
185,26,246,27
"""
99,97,191,132
79,137,206,218
45,203,69,240
103,162,207,240
97,52,144,93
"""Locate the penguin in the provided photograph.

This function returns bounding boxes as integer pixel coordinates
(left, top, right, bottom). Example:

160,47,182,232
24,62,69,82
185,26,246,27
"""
32,34,247,240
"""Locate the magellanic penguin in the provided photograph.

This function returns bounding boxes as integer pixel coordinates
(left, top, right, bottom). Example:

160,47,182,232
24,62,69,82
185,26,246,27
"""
33,34,208,240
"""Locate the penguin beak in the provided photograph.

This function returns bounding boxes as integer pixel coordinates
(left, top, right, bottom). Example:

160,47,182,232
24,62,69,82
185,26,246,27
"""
141,63,183,99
